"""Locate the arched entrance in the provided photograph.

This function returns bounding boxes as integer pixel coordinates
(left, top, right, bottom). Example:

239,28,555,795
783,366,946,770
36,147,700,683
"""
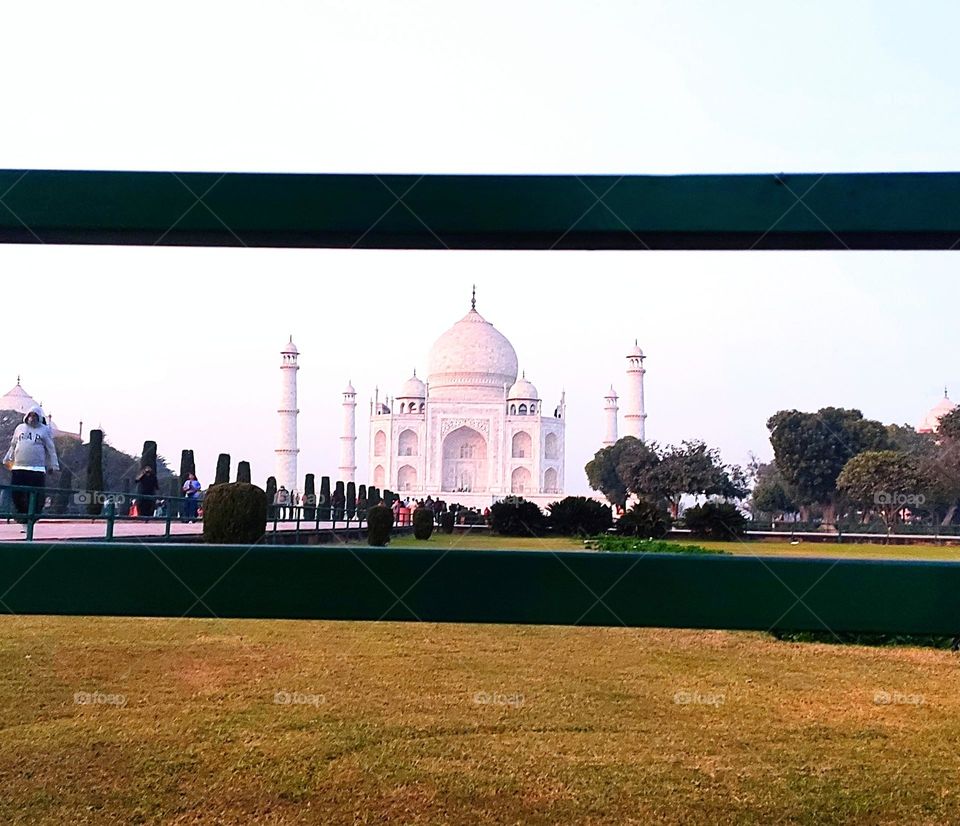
398,464,417,491
441,426,488,492
511,466,531,494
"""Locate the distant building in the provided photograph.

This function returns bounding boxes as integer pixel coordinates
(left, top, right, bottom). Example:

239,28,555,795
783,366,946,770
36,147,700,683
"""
917,388,957,434
0,377,80,439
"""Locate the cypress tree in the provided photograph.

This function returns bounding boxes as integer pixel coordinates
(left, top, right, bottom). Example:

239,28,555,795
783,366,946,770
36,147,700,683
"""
85,429,104,516
384,489,394,509
346,481,357,519
369,486,379,507
333,481,346,520
237,461,251,484
303,474,316,520
357,484,367,519
141,440,158,474
214,453,230,486
319,475,331,520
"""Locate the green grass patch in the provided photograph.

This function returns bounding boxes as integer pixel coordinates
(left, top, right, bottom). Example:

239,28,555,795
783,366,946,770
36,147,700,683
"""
590,536,727,554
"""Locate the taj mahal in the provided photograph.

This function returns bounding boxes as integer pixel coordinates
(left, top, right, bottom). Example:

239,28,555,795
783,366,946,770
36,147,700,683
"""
272,289,648,509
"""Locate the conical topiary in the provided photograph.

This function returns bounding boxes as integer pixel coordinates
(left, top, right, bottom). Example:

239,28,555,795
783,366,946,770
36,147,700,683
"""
265,476,277,519
357,484,368,519
303,474,316,520
319,476,331,520
333,481,345,520
214,453,230,486
85,429,104,516
346,481,356,519
141,440,158,474
237,461,251,484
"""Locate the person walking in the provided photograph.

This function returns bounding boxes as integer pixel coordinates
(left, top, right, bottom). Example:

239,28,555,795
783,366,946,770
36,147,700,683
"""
181,472,201,521
3,405,59,520
134,466,160,518
275,486,290,520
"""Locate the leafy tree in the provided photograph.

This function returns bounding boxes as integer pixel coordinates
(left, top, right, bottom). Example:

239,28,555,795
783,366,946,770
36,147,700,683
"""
750,461,798,517
768,408,888,523
837,450,925,532
585,436,647,508
647,440,745,518
489,497,547,537
547,496,612,536
938,408,960,442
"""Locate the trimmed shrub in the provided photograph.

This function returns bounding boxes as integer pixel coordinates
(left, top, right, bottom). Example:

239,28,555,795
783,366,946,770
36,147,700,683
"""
616,500,672,538
202,482,267,545
346,481,357,519
303,474,316,520
440,511,455,534
52,466,72,514
489,498,547,537
367,505,394,546
593,537,724,554
683,502,747,539
548,496,613,536
85,429,104,516
236,461,251,484
333,481,345,520
413,508,434,540
368,486,380,507
214,453,231,486
319,476,331,520
383,489,395,509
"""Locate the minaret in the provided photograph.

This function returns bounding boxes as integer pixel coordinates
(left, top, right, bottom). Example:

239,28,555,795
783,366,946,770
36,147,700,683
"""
275,335,300,491
603,385,619,446
339,380,357,483
623,341,646,441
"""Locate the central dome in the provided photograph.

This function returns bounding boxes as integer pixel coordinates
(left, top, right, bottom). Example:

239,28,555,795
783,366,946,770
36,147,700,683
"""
427,307,518,400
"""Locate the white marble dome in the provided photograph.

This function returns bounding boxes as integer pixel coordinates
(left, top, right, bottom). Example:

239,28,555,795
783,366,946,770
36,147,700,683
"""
507,375,538,401
427,307,518,400
918,393,957,433
398,372,426,399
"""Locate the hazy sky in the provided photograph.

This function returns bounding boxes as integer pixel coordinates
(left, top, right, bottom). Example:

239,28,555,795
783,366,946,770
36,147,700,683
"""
2,1,958,492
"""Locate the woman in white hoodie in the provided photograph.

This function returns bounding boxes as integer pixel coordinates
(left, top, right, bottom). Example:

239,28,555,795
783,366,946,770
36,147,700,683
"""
3,404,59,515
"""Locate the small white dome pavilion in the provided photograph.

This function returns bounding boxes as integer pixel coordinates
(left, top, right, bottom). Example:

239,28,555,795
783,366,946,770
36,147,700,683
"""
918,389,957,434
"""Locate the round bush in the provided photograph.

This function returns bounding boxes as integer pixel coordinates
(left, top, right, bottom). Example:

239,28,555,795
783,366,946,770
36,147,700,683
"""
616,500,672,538
367,505,394,546
202,482,267,545
413,508,434,540
548,496,613,536
683,502,746,539
440,511,455,534
489,498,547,537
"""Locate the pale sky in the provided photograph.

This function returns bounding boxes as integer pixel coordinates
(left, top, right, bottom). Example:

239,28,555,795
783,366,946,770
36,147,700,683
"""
2,1,958,492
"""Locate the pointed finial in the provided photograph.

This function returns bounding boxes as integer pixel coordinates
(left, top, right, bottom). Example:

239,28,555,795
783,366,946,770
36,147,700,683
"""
471,284,476,311
16,375,20,385
946,385,950,399
413,368,417,377
522,370,525,379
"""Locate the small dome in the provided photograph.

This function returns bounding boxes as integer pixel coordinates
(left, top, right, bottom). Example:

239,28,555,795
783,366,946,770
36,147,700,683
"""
282,335,298,355
0,380,39,415
918,393,957,433
507,374,538,401
343,380,356,395
627,342,644,358
605,384,619,399
398,372,426,399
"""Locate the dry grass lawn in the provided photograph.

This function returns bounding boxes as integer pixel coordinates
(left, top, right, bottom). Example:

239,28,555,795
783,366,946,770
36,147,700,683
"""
1,614,959,824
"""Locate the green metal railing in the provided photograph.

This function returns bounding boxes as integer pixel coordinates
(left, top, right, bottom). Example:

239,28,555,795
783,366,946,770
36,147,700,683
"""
0,541,958,634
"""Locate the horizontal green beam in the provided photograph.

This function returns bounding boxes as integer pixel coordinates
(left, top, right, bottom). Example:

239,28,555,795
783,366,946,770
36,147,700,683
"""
1,543,958,633
1,170,959,249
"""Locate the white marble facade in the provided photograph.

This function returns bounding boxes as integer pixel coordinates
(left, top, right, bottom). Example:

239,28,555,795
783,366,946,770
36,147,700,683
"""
364,293,566,508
